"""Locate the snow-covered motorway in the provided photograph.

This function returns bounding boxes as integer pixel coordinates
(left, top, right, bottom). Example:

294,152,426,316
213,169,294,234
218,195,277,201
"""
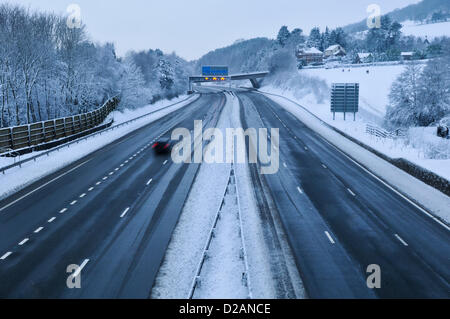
0,87,449,299
0,90,225,298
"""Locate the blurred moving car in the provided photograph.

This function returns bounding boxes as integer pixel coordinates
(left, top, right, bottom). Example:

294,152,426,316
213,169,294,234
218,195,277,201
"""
152,138,174,154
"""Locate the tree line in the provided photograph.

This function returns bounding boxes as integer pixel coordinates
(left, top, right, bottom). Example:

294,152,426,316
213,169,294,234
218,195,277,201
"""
0,4,191,128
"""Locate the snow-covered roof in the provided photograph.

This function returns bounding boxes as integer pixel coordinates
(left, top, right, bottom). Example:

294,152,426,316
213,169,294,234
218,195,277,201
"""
357,53,372,59
302,47,323,54
325,44,341,51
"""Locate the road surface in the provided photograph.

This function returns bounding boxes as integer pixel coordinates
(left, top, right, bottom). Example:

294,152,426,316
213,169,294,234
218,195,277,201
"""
0,87,449,298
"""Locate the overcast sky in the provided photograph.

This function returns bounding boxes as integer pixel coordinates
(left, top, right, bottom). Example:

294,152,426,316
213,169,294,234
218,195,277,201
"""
6,0,421,60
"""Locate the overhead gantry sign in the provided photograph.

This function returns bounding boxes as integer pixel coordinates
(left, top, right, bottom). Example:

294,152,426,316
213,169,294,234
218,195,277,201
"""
189,66,269,90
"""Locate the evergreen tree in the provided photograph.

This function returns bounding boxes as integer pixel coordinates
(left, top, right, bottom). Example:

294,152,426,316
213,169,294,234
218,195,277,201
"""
277,26,290,47
308,27,322,49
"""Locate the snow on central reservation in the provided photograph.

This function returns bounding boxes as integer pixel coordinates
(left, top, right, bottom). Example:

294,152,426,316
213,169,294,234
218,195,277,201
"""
262,63,450,182
151,93,289,299
400,20,450,39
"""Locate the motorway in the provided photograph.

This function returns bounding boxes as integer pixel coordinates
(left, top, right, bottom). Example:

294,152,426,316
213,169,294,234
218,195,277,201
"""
238,91,450,298
0,91,224,298
0,87,449,298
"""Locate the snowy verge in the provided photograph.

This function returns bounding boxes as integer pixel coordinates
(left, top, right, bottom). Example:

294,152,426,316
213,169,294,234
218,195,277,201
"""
260,91,450,225
260,84,450,182
0,95,197,201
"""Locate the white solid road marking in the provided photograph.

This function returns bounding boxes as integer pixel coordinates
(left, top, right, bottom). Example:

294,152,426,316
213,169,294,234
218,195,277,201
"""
347,188,356,196
70,200,77,205
79,193,86,198
120,207,130,218
395,234,408,246
34,227,44,233
48,217,56,223
0,252,12,260
73,259,89,278
18,238,29,246
60,208,67,214
297,187,303,194
325,231,336,244
323,139,450,232
146,178,153,186
0,159,91,213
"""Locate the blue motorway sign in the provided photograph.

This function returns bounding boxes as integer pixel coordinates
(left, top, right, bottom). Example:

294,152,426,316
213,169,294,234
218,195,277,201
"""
202,66,229,77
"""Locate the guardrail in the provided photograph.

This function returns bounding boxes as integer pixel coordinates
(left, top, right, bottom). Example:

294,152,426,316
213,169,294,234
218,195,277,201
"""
0,94,200,175
0,96,119,156
366,124,406,139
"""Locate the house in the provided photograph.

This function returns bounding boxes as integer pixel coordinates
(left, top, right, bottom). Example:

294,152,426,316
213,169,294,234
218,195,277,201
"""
354,53,373,64
324,44,347,58
401,52,414,61
296,46,324,65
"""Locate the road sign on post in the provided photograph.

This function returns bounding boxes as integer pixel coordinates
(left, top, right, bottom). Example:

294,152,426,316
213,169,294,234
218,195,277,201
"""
202,66,229,77
331,83,359,121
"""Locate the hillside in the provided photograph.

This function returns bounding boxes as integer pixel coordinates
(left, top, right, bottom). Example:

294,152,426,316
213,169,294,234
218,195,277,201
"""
195,38,275,74
343,0,450,34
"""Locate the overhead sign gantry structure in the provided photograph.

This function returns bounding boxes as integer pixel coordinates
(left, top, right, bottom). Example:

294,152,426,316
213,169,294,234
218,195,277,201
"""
189,66,269,91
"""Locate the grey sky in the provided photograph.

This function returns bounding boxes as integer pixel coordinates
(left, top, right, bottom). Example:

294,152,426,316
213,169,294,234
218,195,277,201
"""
6,0,420,60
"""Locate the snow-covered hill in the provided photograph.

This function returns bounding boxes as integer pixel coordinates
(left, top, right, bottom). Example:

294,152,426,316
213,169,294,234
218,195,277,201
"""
401,20,450,38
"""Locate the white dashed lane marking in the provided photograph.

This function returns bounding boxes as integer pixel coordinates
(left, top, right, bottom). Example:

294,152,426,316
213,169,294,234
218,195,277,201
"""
163,160,168,165
88,187,94,192
18,238,29,246
347,189,356,196
120,207,130,218
0,252,12,260
73,259,89,278
79,193,86,198
146,178,153,186
395,234,408,246
297,187,303,195
70,200,77,205
48,217,56,223
60,208,67,214
34,227,44,234
325,231,336,244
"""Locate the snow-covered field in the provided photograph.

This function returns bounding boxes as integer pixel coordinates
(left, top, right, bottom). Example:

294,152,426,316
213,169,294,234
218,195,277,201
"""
401,20,450,39
301,65,406,119
0,95,196,201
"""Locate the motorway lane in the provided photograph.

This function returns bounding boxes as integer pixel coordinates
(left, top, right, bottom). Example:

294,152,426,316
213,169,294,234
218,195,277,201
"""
238,91,450,298
0,92,225,298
